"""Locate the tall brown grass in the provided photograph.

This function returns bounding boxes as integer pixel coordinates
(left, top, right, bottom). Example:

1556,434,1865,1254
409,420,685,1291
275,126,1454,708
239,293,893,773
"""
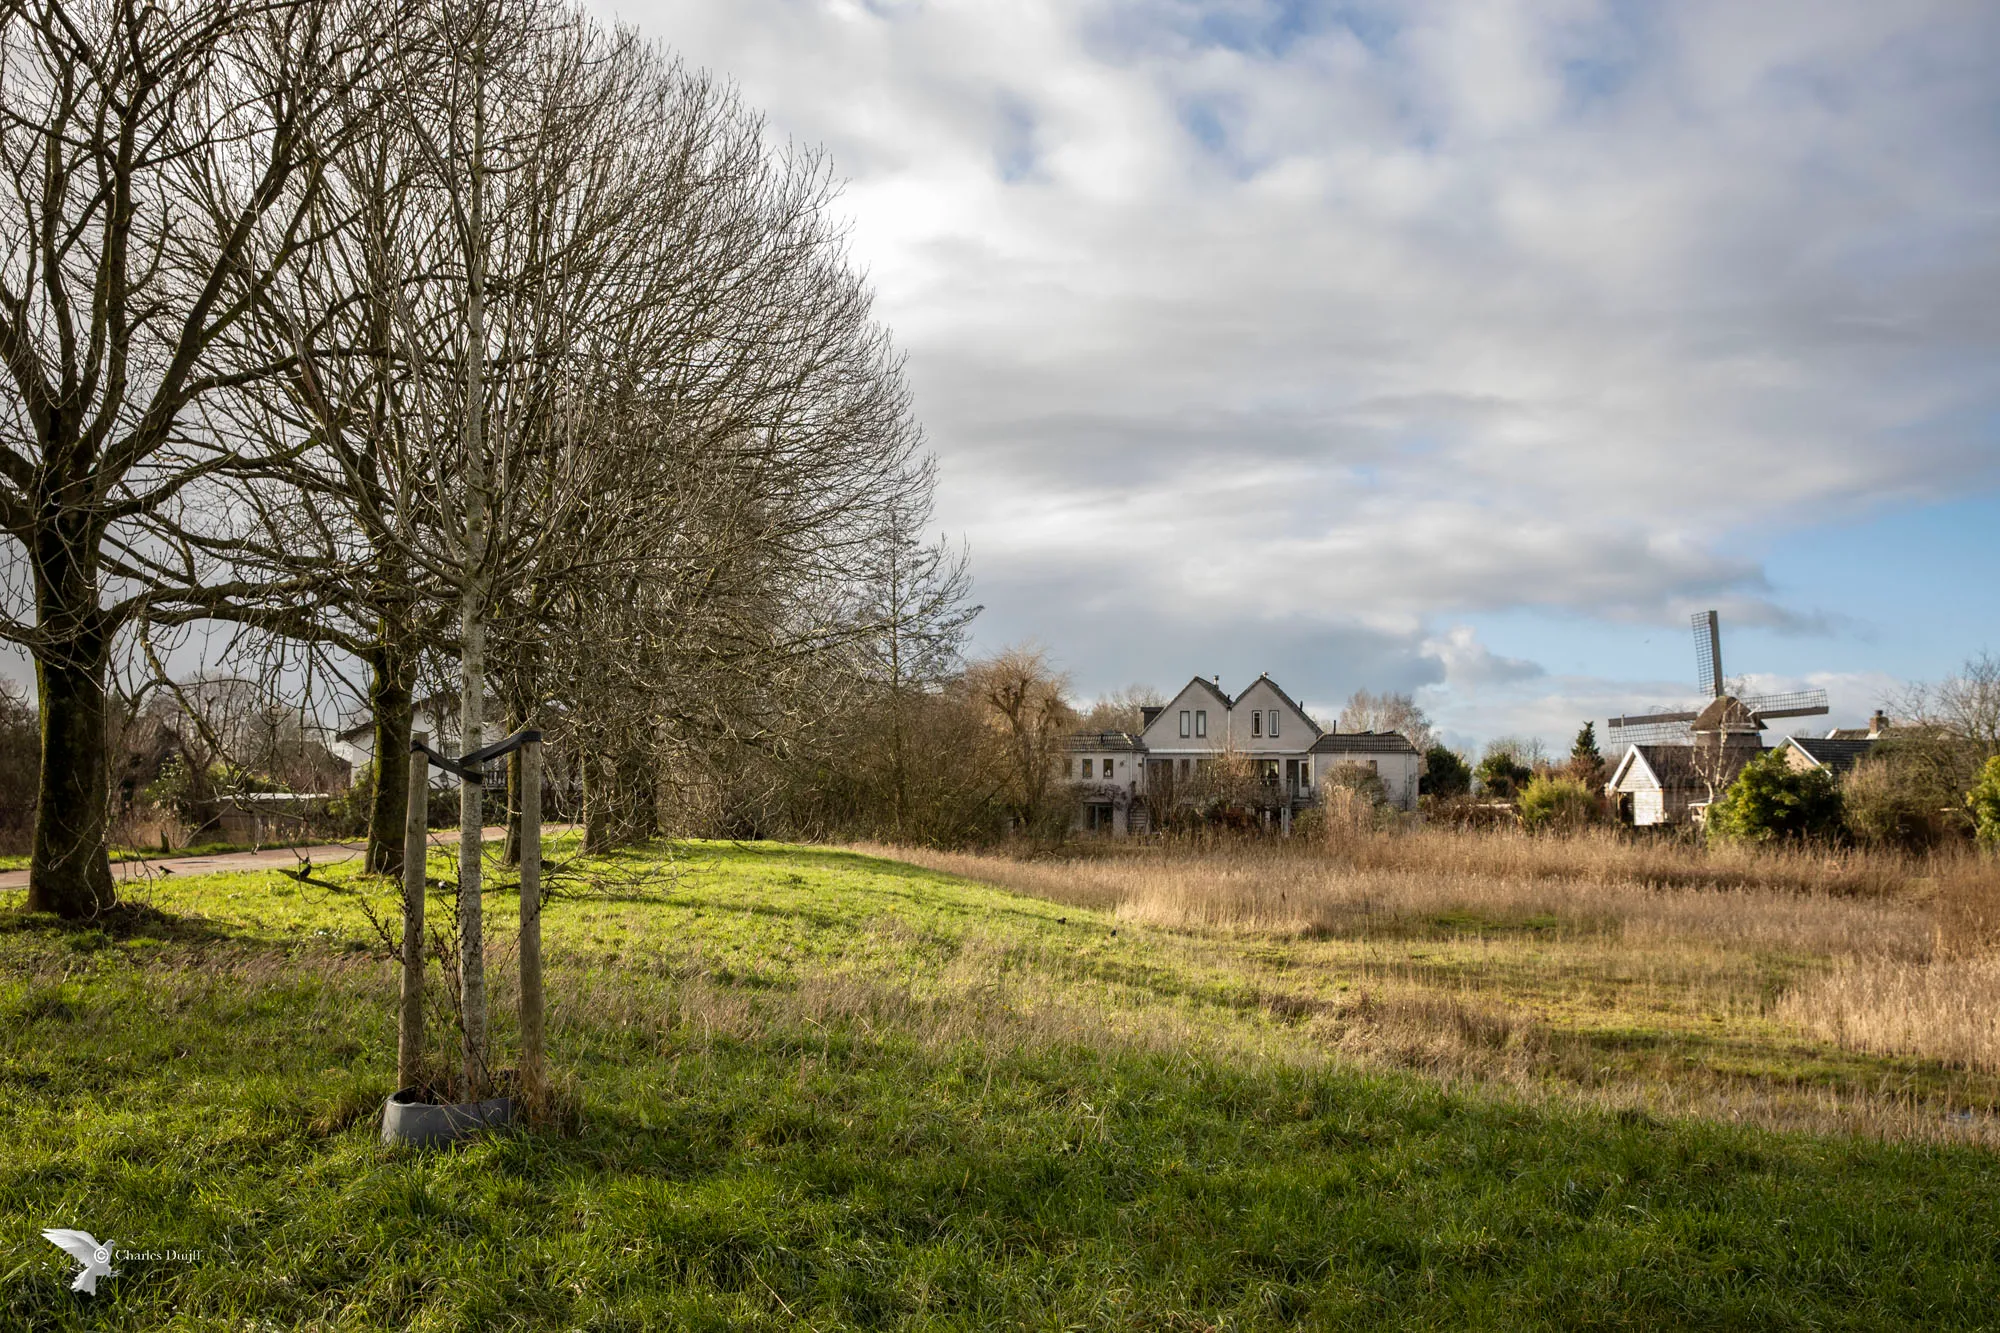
868,832,2000,1086
1780,954,2000,1074
875,834,1954,959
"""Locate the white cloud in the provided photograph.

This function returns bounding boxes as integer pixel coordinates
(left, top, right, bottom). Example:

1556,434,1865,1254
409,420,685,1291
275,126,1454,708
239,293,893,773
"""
600,0,1999,735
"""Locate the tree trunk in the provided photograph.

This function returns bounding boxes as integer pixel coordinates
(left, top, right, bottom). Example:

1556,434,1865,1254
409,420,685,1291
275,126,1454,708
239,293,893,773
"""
365,644,414,875
25,522,116,919
583,744,654,851
503,698,523,866
27,637,115,918
455,46,492,1100
583,749,613,854
617,749,657,844
457,601,486,1097
517,736,543,1107
398,732,431,1090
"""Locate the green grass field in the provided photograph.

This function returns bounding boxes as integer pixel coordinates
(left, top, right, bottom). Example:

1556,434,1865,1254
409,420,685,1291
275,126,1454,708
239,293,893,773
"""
4,840,1999,1329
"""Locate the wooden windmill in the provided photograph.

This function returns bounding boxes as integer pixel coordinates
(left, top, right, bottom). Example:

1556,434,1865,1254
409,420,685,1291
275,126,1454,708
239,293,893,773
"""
1607,612,1829,773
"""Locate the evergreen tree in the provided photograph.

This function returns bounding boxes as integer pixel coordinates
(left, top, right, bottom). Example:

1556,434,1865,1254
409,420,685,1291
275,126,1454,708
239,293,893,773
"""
1420,744,1471,798
1568,720,1607,787
1571,721,1601,765
1475,747,1532,800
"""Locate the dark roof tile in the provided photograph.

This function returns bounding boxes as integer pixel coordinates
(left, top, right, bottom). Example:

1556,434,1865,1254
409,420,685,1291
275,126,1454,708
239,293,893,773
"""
1309,731,1418,756
1786,735,1877,774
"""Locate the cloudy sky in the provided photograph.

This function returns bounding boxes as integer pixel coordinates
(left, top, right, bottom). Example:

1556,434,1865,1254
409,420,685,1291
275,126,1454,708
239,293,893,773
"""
602,0,2000,748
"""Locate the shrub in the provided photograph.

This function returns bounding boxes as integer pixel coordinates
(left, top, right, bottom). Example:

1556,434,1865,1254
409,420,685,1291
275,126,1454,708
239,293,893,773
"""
1970,756,2000,848
1475,749,1531,800
326,760,376,837
1843,753,1955,852
143,754,215,827
1517,776,1601,833
1707,750,1844,845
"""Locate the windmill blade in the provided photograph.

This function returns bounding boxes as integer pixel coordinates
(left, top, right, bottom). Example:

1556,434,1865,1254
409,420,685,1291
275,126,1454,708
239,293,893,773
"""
1608,710,1697,746
1744,687,1830,722
1692,610,1723,698
1609,711,1699,727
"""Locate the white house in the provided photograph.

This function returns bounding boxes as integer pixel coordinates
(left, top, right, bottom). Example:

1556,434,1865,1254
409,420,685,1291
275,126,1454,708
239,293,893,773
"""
333,690,509,792
1064,673,1421,835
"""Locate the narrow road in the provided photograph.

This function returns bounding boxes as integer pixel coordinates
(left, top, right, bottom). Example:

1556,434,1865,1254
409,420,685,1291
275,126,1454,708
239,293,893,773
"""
0,825,579,890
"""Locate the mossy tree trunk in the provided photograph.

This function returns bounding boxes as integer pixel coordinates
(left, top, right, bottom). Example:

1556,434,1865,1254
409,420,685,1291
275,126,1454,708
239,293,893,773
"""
26,519,116,918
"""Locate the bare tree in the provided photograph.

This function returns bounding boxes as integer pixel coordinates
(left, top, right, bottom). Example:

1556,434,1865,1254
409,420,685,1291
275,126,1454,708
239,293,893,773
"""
0,0,383,916
968,647,1075,839
1902,652,2000,757
1879,651,2000,821
1338,689,1437,752
856,490,977,837
1078,684,1163,735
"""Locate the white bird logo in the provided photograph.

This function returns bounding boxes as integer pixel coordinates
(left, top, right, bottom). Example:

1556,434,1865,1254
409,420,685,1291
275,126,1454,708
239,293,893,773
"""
41,1229,117,1294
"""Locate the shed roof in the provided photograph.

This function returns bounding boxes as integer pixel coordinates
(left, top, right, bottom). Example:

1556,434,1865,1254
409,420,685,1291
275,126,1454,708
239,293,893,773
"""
1610,744,1702,792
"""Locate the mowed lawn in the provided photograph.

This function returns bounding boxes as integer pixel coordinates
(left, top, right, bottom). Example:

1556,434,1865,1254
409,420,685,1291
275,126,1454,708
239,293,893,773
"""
4,841,1999,1330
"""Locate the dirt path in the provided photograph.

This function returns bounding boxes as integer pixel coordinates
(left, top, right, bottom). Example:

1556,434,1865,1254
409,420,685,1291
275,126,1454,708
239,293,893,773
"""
0,825,579,891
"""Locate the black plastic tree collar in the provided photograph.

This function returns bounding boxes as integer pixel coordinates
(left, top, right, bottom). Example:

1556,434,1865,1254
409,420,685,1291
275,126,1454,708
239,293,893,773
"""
410,728,544,781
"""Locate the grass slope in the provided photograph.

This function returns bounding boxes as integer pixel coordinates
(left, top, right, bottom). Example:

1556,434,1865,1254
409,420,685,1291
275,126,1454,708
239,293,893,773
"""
2,841,1997,1330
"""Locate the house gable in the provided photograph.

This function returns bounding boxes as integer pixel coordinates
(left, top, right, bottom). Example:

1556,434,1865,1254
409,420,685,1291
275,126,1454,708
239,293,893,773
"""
1608,745,1657,793
1140,677,1232,749
1229,674,1321,751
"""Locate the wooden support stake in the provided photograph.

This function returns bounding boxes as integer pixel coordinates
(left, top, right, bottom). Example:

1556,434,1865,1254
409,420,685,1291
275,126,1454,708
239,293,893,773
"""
398,733,431,1092
518,736,544,1108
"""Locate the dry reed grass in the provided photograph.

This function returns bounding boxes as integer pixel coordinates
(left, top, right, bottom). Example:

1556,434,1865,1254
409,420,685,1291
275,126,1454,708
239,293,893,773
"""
873,838,1949,959
1780,955,2000,1073
865,834,2000,1129
1200,824,1919,897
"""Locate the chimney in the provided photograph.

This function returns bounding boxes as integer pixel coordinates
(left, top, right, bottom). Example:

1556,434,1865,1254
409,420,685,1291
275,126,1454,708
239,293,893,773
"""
1869,709,1888,738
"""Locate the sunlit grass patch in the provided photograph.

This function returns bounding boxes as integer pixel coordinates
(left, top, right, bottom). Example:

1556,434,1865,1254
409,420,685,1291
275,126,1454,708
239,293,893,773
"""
3,838,1999,1329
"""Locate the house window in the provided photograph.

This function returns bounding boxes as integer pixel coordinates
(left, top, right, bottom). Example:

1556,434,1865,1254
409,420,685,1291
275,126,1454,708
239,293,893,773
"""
1301,761,1311,786
1269,709,1280,737
1178,757,1190,778
1195,710,1207,738
1179,710,1191,738
1251,712,1262,738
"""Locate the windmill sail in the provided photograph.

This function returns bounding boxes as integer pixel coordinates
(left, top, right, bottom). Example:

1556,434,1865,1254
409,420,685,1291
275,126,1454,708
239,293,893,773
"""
1742,687,1830,721
1608,612,1824,753
1692,611,1722,698
1607,710,1698,746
